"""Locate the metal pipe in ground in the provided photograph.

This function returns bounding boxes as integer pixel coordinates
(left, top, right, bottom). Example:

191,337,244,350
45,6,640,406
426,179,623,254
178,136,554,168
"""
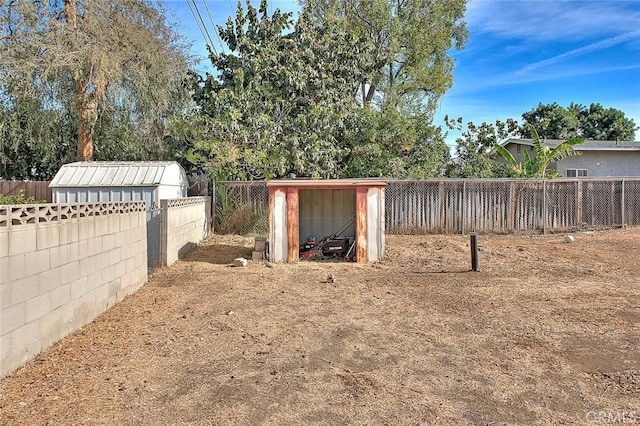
470,232,479,272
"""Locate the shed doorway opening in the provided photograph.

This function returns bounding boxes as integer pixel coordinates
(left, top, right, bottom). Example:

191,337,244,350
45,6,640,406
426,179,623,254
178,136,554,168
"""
267,179,386,263
299,189,356,261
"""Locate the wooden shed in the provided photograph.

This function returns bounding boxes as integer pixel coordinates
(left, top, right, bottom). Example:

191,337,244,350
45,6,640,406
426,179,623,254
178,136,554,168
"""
267,179,386,263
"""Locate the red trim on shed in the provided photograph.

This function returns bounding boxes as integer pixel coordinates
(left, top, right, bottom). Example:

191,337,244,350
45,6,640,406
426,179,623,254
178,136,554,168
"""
286,187,299,263
355,187,368,263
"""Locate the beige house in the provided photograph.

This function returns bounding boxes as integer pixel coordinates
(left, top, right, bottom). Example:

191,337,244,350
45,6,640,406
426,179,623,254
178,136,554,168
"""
499,138,640,177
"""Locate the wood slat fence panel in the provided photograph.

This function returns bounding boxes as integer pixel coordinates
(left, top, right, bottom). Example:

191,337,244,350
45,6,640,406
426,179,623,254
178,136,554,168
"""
0,180,52,202
215,178,640,235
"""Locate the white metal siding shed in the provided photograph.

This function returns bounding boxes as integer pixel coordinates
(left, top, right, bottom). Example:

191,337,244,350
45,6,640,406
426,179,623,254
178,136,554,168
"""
50,161,188,207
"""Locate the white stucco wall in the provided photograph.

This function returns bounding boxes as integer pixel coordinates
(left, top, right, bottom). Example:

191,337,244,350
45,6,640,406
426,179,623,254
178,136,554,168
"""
558,151,640,177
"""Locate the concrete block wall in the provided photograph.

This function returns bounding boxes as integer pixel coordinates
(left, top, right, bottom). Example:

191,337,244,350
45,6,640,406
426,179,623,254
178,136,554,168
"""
161,197,211,266
0,201,148,378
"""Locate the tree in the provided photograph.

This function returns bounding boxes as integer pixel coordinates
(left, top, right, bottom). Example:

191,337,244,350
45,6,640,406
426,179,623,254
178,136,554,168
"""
302,0,468,113
185,0,453,180
496,125,584,178
578,103,637,141
1,0,191,162
0,95,76,179
186,0,372,179
343,108,450,178
445,118,519,178
521,102,636,141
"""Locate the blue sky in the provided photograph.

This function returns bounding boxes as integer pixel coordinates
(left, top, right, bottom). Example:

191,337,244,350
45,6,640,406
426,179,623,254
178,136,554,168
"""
165,0,640,146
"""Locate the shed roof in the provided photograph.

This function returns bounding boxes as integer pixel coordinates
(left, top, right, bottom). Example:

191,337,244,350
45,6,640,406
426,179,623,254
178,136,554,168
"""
267,179,387,189
50,161,185,188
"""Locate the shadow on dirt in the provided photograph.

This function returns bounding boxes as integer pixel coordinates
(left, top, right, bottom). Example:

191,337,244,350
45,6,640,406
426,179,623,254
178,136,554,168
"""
182,243,254,265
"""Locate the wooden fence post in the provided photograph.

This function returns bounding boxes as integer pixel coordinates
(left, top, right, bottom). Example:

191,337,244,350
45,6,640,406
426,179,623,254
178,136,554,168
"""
508,181,516,232
438,181,445,232
543,180,547,235
461,181,466,234
621,179,625,227
576,180,583,225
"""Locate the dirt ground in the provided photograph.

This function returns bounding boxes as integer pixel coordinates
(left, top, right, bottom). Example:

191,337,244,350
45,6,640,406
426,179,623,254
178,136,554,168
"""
1,229,639,425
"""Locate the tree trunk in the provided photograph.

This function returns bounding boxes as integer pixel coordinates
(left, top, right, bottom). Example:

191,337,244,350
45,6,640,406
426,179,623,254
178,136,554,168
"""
65,0,97,162
365,83,376,104
64,0,76,27
76,85,97,161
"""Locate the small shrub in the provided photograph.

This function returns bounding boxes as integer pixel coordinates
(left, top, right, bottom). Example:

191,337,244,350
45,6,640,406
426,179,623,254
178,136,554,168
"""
0,190,43,205
214,185,268,235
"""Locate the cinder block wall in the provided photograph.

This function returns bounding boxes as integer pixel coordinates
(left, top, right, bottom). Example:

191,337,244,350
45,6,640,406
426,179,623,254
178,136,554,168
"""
0,202,148,378
161,197,211,266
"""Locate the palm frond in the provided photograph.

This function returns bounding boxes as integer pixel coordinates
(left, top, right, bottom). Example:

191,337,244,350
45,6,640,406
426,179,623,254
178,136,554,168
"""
495,144,517,167
548,137,585,163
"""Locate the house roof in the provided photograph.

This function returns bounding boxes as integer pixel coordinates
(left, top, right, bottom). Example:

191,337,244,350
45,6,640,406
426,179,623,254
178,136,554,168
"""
50,161,186,188
501,138,640,151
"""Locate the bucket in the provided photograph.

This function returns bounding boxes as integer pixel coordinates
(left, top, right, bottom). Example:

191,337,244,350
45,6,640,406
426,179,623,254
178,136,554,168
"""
254,237,267,252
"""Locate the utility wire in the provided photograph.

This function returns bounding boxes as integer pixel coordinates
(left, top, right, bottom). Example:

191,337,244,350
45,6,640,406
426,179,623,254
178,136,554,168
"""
189,0,216,54
201,0,225,52
186,0,211,52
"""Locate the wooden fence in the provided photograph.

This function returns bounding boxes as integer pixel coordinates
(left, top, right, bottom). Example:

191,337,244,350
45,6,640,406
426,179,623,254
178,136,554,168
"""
385,178,640,234
1,175,209,204
0,180,52,202
216,178,640,235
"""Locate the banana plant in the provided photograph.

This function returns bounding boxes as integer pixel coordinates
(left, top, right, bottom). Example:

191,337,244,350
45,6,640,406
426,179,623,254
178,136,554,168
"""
496,125,584,178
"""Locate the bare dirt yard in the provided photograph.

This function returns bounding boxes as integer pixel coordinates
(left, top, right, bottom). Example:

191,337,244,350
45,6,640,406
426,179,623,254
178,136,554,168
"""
1,229,639,425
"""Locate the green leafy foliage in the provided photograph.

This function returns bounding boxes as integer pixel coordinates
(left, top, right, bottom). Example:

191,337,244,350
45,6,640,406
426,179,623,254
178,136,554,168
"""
303,0,468,113
496,125,585,178
187,0,362,179
446,118,518,178
0,95,76,179
186,0,454,179
0,190,43,205
521,102,637,141
344,108,449,177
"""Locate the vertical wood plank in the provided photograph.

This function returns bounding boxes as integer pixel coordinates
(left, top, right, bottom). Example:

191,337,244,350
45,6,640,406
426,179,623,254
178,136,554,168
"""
356,187,367,263
576,180,583,225
286,187,299,263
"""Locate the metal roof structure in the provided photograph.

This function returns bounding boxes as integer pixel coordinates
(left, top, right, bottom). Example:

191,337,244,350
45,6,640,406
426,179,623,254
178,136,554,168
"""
501,138,640,151
50,161,185,187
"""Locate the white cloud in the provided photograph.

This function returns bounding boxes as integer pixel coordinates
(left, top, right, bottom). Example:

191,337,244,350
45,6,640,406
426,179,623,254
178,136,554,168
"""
467,0,640,42
456,63,640,94
516,30,640,75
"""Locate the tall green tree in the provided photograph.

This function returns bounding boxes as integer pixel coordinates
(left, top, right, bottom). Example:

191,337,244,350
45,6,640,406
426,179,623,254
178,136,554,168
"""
302,0,468,113
446,117,518,178
343,108,450,178
577,103,637,141
521,102,636,141
1,0,191,163
186,0,372,179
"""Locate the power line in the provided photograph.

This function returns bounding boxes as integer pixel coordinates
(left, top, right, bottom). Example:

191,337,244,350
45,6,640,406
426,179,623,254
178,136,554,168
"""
200,0,225,51
186,0,210,52
188,0,216,54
